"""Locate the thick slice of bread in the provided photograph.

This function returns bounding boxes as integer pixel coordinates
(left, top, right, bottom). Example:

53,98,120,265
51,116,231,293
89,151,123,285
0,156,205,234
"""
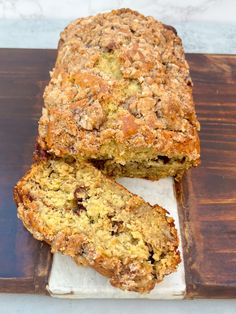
14,158,180,293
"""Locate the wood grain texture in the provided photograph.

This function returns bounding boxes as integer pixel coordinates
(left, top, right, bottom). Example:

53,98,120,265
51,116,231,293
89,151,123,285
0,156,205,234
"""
0,49,55,294
0,49,236,297
178,54,236,298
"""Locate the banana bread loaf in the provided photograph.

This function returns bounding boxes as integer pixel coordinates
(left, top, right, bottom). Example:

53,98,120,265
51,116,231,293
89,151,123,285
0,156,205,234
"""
14,158,180,293
38,8,200,180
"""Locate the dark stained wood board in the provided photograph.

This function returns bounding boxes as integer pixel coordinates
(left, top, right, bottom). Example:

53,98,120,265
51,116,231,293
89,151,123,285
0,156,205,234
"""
0,49,235,297
177,54,236,298
0,49,55,293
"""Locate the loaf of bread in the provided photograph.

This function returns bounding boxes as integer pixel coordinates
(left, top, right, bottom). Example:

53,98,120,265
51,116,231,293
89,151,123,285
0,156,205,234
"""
38,8,200,180
14,158,180,293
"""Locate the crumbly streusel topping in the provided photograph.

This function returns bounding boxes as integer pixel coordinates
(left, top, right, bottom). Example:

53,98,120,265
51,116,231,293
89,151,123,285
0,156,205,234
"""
39,9,200,162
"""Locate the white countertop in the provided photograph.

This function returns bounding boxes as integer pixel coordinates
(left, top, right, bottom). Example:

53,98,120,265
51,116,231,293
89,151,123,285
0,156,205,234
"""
0,18,236,53
0,0,236,313
0,0,236,52
1,294,236,314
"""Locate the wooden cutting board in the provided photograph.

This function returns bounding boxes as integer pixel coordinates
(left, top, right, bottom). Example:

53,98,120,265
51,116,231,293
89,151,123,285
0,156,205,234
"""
0,49,235,298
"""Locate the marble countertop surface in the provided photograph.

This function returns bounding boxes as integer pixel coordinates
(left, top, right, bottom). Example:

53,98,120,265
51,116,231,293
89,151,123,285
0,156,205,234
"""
0,294,236,314
0,0,236,53
0,19,236,53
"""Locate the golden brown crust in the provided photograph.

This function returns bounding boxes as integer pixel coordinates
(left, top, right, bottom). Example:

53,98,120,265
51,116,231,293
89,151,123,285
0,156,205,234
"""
14,159,180,293
38,8,200,179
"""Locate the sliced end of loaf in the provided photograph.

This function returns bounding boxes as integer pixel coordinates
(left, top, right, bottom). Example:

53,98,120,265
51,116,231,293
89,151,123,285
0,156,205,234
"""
14,158,180,293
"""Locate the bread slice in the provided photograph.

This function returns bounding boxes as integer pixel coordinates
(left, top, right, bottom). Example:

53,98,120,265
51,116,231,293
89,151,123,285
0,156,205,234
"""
14,158,180,293
38,8,200,181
